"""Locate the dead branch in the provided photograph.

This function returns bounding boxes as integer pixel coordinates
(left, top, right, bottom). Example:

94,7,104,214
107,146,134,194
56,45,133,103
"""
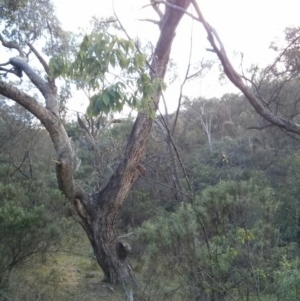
150,0,164,21
247,124,272,130
137,18,160,26
171,18,194,135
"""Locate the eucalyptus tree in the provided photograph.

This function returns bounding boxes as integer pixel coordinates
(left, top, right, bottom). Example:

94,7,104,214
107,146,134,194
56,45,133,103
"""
0,0,192,284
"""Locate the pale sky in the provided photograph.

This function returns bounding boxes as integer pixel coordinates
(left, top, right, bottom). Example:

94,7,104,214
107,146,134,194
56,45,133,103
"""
2,1,299,114
43,0,300,113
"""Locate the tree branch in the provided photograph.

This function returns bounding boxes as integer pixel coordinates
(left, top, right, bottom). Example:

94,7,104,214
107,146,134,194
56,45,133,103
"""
151,1,198,21
0,34,25,57
97,0,192,212
191,0,300,136
247,124,272,130
9,57,58,112
0,61,10,67
171,18,194,135
0,66,19,77
0,80,51,122
137,18,160,26
26,41,50,75
150,0,164,21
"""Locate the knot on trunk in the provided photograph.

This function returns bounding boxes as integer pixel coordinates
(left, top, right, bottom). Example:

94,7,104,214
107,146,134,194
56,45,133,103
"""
137,164,146,176
116,241,131,261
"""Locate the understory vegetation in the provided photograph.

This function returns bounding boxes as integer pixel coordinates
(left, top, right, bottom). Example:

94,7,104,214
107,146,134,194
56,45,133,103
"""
1,90,300,300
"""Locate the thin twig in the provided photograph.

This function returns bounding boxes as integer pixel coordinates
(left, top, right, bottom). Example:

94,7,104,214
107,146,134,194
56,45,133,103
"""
141,173,192,199
142,1,199,21
137,18,160,26
112,0,155,73
171,17,194,135
26,41,50,75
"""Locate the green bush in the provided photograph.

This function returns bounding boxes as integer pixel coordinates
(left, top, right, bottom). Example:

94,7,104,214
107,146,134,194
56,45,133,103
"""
135,176,291,301
0,182,63,287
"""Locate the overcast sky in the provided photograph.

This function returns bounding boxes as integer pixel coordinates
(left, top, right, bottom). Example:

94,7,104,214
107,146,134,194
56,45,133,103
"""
54,0,299,113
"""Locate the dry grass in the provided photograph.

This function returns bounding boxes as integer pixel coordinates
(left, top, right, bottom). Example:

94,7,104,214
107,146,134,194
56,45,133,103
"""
4,253,125,301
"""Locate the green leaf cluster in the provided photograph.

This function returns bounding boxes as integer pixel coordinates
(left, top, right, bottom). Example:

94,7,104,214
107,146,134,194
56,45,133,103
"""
49,31,166,116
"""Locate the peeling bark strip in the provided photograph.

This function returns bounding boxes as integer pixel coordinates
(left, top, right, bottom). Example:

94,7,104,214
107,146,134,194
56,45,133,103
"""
0,0,192,285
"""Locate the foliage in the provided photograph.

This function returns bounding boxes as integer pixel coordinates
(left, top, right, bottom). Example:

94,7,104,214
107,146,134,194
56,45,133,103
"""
49,31,166,116
135,176,291,300
0,100,56,185
274,257,300,301
0,181,63,287
0,0,67,54
275,154,300,243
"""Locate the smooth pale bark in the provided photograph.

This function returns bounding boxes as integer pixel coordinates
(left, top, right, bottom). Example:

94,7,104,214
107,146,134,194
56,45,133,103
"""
191,0,300,136
0,0,192,284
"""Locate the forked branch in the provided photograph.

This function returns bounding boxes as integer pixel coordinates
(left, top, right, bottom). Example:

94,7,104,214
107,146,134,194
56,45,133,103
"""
0,34,26,57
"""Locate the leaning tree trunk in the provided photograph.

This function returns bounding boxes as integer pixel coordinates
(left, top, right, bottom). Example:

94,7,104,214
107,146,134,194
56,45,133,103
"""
0,0,192,285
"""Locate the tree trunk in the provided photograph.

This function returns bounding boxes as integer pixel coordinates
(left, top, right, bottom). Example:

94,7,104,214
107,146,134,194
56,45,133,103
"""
0,0,192,285
91,217,134,284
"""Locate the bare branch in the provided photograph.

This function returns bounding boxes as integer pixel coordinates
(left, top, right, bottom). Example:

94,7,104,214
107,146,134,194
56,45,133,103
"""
0,66,19,77
26,41,50,75
137,18,160,26
150,0,164,21
247,124,273,130
186,67,205,80
156,105,192,193
0,34,26,57
140,173,192,199
10,152,31,179
0,80,51,122
113,2,155,73
191,0,300,135
9,57,58,112
77,113,96,151
0,62,10,67
171,18,194,135
153,1,198,21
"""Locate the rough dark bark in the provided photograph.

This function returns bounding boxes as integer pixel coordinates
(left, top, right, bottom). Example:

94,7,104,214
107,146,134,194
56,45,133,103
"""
0,0,192,285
